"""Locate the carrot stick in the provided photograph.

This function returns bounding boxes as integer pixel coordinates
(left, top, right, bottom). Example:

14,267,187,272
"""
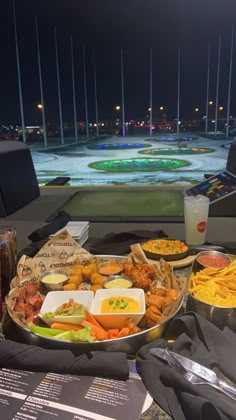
85,309,106,330
117,327,130,338
51,322,83,331
81,320,108,341
107,329,119,339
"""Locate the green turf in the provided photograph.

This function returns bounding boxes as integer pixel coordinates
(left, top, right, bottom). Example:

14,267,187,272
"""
61,189,184,219
138,147,215,156
88,158,190,172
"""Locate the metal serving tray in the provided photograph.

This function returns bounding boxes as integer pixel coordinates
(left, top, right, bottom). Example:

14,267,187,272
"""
5,255,184,355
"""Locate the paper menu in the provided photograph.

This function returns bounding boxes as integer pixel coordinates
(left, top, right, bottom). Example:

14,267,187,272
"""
0,361,150,420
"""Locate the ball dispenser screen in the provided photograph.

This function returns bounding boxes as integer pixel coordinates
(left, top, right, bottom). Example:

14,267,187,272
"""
185,171,236,203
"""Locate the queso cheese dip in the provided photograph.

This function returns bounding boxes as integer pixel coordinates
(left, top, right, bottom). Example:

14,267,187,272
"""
101,296,139,313
41,273,68,284
104,277,132,289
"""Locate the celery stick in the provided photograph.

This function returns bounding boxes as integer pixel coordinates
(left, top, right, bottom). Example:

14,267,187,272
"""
54,326,95,343
28,322,64,337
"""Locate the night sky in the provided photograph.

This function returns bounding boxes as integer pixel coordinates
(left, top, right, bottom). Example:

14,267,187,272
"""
1,0,236,125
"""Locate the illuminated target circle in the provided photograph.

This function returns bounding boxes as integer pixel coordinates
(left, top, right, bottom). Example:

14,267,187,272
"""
146,136,197,142
138,147,215,156
88,158,190,172
87,143,152,150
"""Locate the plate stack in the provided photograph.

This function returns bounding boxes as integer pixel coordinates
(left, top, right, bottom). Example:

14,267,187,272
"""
50,221,89,246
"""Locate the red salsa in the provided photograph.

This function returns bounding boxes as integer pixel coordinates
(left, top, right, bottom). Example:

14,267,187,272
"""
197,254,229,268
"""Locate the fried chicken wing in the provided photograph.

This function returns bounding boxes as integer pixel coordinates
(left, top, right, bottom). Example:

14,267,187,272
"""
132,271,151,291
149,287,167,296
161,289,179,311
123,262,152,291
135,263,156,279
166,288,179,300
139,305,162,328
145,294,164,309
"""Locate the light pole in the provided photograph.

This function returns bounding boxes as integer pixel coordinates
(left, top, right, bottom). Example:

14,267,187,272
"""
13,0,26,143
205,43,211,134
83,45,89,140
120,49,125,137
54,27,64,144
214,34,221,135
176,48,180,137
149,47,153,137
70,36,78,143
37,104,43,127
226,25,234,140
147,108,152,134
35,16,47,147
115,106,121,134
35,104,44,140
218,106,224,131
208,101,214,130
93,49,99,138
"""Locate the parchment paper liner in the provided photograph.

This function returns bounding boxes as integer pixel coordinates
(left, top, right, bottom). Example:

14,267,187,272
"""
6,230,186,332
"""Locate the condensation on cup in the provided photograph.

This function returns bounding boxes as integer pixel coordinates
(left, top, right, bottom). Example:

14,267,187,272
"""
184,194,210,246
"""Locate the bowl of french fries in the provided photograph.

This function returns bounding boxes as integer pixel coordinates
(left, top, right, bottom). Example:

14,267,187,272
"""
187,256,236,331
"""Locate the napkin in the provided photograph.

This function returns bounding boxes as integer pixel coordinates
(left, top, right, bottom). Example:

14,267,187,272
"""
0,339,129,380
28,211,71,242
89,230,168,255
136,312,236,420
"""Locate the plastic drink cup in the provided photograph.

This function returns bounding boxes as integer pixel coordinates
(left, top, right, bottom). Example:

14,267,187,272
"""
0,226,16,299
184,195,210,245
0,263,2,322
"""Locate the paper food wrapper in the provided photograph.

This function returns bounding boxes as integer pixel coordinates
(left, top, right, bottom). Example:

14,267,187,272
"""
6,231,185,330
6,230,94,328
128,243,185,324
